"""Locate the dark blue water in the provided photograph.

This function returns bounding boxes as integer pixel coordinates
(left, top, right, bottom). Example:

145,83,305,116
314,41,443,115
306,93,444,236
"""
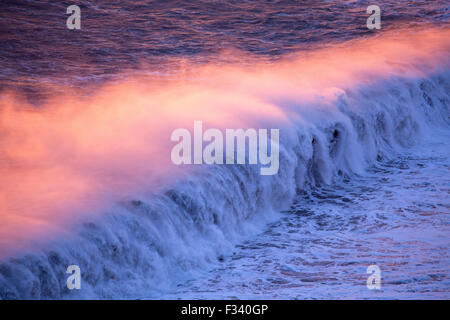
1,0,449,98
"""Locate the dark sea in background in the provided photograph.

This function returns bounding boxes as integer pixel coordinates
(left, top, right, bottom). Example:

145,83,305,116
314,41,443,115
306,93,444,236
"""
0,0,449,100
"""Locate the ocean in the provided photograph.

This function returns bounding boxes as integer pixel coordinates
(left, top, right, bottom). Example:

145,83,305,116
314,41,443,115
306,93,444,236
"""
0,0,449,299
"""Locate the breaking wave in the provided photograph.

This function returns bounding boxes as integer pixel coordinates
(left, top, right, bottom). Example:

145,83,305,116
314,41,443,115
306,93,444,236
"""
0,28,449,299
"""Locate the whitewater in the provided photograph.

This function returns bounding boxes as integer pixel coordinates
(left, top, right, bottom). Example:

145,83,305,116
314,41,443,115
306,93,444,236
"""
0,28,449,299
161,126,450,299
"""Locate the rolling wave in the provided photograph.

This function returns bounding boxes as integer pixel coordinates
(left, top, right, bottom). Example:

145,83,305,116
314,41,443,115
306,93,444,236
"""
0,28,449,299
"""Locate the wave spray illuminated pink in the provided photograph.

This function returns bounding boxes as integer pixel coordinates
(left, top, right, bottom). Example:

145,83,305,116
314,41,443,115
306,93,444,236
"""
0,28,449,261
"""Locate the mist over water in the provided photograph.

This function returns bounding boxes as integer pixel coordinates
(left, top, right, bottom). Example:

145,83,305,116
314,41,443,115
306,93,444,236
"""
0,1,449,299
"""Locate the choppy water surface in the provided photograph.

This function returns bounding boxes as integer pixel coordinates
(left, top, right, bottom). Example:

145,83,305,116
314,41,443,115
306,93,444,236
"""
1,0,449,96
162,129,450,299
